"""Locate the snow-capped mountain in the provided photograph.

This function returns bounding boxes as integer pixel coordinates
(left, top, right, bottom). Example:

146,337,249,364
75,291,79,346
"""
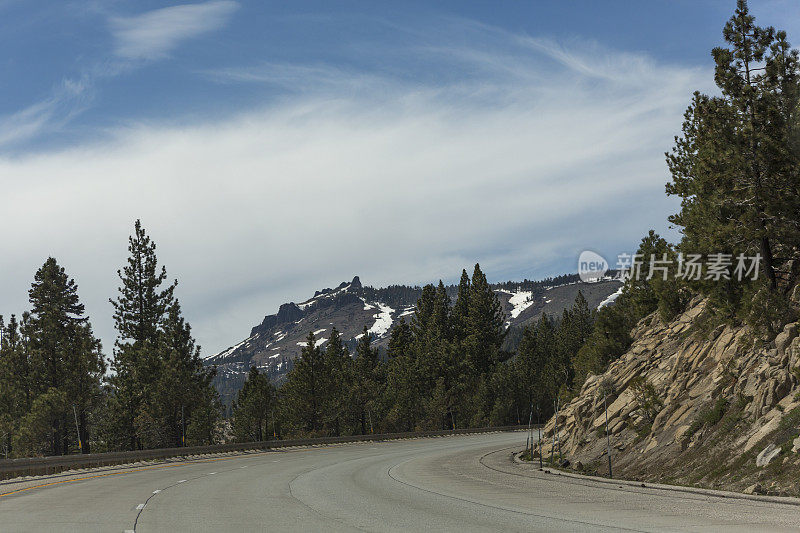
206,274,622,405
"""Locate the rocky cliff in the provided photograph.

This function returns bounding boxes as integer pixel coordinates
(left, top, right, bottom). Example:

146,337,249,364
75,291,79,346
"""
540,296,800,496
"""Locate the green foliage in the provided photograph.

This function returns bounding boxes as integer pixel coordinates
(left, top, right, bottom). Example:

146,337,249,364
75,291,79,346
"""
572,301,632,388
464,265,506,376
102,221,220,451
666,0,800,326
1,258,105,457
740,281,797,338
683,396,733,443
351,327,383,434
628,376,664,437
703,397,729,427
778,405,800,432
231,367,276,442
281,332,328,435
13,388,68,457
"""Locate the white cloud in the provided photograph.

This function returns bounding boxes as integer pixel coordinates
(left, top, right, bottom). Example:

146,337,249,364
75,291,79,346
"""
110,1,238,60
0,28,711,356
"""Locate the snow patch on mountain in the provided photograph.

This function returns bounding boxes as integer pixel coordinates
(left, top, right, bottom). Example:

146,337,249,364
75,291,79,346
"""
368,303,394,338
207,335,254,360
597,286,623,309
508,291,534,319
297,337,328,347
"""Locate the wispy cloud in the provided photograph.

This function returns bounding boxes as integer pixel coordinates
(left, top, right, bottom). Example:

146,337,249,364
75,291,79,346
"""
0,23,711,354
110,1,238,60
0,76,92,148
0,2,238,151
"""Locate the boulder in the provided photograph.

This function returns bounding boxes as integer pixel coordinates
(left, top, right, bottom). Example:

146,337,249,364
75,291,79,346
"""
744,483,763,495
592,389,634,429
756,444,781,467
745,417,781,452
673,424,692,441
793,436,800,454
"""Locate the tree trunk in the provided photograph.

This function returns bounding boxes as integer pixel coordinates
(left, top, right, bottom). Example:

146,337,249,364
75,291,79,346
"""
760,235,778,290
80,411,90,454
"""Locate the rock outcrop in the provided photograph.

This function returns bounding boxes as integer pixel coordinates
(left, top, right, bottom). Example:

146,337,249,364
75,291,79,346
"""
540,296,800,496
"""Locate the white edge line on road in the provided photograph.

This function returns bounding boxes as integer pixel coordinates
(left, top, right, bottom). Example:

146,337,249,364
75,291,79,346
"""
177,480,187,483
136,503,145,510
152,490,160,494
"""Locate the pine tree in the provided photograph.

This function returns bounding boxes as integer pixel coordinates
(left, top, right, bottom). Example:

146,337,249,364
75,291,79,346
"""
384,346,422,431
410,284,440,397
0,315,30,456
136,300,219,448
231,367,275,442
351,327,381,434
464,264,506,376
410,285,437,342
433,281,452,340
321,327,351,436
386,318,412,359
107,220,177,450
21,258,104,455
282,332,326,434
554,291,593,392
571,303,634,390
666,0,800,306
451,269,471,344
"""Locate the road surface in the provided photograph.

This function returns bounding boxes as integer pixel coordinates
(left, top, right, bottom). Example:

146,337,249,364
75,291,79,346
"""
1,431,799,532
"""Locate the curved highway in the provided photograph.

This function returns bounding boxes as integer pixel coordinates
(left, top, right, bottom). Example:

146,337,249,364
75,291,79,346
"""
2,431,799,532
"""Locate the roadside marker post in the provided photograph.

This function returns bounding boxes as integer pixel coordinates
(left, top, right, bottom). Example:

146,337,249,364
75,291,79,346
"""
537,406,542,469
604,391,612,479
72,405,82,453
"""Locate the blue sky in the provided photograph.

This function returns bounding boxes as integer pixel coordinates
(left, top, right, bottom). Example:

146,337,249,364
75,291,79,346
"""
1,0,797,354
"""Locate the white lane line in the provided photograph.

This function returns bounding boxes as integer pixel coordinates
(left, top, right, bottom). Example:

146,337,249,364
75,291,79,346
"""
208,472,217,475
152,489,161,494
136,503,145,510
177,479,187,483
240,466,247,469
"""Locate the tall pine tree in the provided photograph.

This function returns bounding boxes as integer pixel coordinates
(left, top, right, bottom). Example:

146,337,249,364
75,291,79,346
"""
107,220,176,450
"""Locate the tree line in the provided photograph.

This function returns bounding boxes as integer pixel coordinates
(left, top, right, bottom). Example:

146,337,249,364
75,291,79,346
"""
1,219,666,456
0,221,219,457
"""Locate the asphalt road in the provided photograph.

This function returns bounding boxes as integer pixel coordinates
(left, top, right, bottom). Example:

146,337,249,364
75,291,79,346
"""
2,431,800,532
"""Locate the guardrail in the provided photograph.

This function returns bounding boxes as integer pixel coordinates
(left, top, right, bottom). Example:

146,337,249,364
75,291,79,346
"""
0,425,528,481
